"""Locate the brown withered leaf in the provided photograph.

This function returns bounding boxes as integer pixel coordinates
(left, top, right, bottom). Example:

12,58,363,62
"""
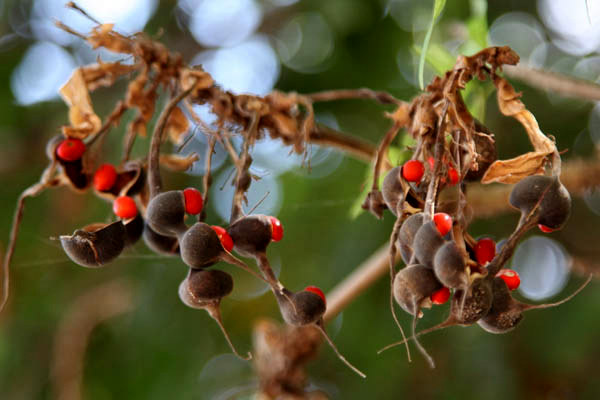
166,106,189,145
482,75,557,184
159,153,199,171
81,61,137,91
87,24,134,54
60,68,101,139
180,67,214,98
482,152,547,184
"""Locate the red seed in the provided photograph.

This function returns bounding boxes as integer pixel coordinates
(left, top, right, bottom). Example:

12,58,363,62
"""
56,138,86,161
430,287,450,305
211,226,234,252
433,212,452,236
427,156,435,170
269,216,283,242
305,286,326,306
497,269,521,291
402,160,425,182
183,188,203,215
93,164,118,191
538,224,556,233
113,196,138,219
474,237,496,265
448,167,460,185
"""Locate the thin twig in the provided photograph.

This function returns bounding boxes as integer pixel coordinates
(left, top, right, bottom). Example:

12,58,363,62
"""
305,88,403,105
200,136,216,222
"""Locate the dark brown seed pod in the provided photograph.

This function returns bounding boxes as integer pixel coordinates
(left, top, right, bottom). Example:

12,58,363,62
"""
180,222,251,272
142,223,179,256
413,221,445,268
275,288,326,326
95,160,146,200
509,175,571,230
60,221,126,268
178,269,251,361
393,264,442,316
274,286,366,378
380,278,494,366
382,166,403,216
478,275,592,334
433,241,468,289
46,135,90,190
123,214,144,247
186,269,234,301
397,213,424,264
146,190,187,237
227,214,273,257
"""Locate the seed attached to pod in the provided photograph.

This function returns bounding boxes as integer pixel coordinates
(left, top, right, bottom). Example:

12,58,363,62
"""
538,224,556,233
183,187,203,215
447,167,460,185
402,160,425,182
430,287,450,305
270,216,283,242
433,212,452,236
211,225,234,252
496,269,520,290
60,221,126,268
474,237,496,265
113,196,138,219
93,164,118,192
56,138,86,162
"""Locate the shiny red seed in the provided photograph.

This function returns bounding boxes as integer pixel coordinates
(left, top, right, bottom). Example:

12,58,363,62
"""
538,224,556,233
305,286,326,306
430,287,450,305
269,216,283,242
448,167,460,185
497,269,521,291
183,188,203,215
93,164,117,191
211,226,234,252
56,138,86,161
474,237,496,265
402,160,425,182
113,196,137,219
433,212,452,236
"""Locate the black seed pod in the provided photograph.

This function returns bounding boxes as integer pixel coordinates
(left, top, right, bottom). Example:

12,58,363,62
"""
146,190,187,236
413,221,445,268
450,278,493,325
142,223,179,256
397,213,424,264
124,214,144,246
227,215,273,257
509,175,571,230
179,222,224,269
275,289,326,326
60,221,126,268
393,264,442,316
185,269,234,302
382,167,403,216
477,277,522,334
433,241,468,289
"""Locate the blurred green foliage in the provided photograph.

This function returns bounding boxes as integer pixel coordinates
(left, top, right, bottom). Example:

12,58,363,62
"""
1,0,599,399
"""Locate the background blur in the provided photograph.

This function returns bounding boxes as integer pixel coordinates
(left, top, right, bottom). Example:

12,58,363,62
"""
1,0,600,399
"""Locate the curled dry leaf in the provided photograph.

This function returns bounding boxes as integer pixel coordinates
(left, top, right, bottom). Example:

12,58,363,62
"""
159,153,199,172
482,76,558,184
166,106,189,145
59,69,102,139
87,24,134,54
81,61,136,91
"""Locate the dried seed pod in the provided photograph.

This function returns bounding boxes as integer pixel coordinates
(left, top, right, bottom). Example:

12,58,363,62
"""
180,222,249,270
46,135,90,190
60,221,126,268
397,213,424,264
145,190,187,237
413,221,445,268
509,175,571,230
123,214,144,246
433,241,468,289
274,286,366,378
393,264,442,316
142,223,179,256
477,275,592,334
382,166,403,216
178,269,251,361
227,214,275,257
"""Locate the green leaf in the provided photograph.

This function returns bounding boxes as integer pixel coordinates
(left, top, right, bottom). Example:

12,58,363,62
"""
418,0,447,90
466,0,488,48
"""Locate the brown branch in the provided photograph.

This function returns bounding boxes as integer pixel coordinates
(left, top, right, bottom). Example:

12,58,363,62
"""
51,279,135,400
504,64,600,103
309,124,383,165
305,88,403,105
